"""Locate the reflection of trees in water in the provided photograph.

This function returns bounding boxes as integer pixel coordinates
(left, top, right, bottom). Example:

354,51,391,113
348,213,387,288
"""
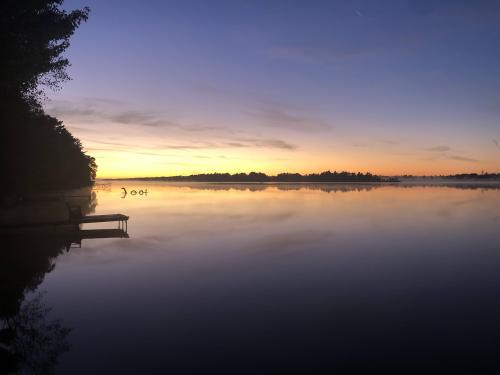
275,184,377,193
1,293,70,374
86,191,97,214
399,183,500,191
166,183,381,193
166,182,500,193
0,235,71,373
0,192,97,373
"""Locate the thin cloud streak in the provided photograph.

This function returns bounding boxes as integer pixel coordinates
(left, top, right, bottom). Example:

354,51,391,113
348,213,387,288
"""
47,100,231,133
248,105,331,132
87,137,297,152
425,145,451,152
228,138,297,150
448,155,480,163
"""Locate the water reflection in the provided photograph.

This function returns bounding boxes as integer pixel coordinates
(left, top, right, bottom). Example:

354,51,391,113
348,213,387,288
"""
126,181,500,192
0,232,74,372
0,190,128,373
144,182,383,193
3,182,500,373
0,292,70,374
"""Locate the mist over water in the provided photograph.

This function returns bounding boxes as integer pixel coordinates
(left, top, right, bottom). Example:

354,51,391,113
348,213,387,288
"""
3,181,500,373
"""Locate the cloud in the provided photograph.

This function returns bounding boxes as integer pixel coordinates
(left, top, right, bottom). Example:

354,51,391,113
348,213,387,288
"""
408,0,500,22
155,142,217,150
190,82,227,95
46,98,299,153
83,97,127,105
265,45,364,64
354,8,364,18
378,139,400,145
108,111,168,127
263,2,500,67
97,137,296,152
66,125,96,133
264,28,427,65
425,145,451,152
183,125,236,133
87,140,131,147
448,155,480,163
248,104,331,132
46,99,239,134
225,138,297,150
189,82,330,133
407,0,446,16
47,102,177,128
134,151,169,156
156,137,296,151
493,139,500,149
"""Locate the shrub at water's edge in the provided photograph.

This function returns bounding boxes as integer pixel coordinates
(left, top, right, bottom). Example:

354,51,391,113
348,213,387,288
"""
0,1,95,193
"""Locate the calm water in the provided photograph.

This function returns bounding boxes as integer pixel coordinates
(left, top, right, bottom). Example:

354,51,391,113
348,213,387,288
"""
2,181,500,373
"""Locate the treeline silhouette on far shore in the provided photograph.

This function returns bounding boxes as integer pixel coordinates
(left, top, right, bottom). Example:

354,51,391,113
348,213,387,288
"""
126,171,394,183
400,173,500,181
443,173,500,180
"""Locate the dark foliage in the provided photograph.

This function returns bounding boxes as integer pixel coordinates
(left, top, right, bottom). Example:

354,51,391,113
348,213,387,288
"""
0,1,95,193
0,0,89,101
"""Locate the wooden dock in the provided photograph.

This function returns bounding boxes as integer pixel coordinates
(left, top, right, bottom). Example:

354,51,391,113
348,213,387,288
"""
1,227,129,251
0,213,129,231
74,228,129,239
74,214,129,231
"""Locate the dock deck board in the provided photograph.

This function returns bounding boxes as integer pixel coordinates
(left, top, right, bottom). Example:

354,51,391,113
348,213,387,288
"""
0,213,129,230
77,214,129,224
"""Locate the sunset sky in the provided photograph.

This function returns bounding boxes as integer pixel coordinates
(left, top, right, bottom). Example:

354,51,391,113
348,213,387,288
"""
46,0,500,178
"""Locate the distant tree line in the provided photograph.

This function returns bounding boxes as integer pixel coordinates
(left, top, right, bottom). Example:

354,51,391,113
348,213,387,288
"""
129,170,391,183
400,173,500,180
0,1,95,193
442,173,500,181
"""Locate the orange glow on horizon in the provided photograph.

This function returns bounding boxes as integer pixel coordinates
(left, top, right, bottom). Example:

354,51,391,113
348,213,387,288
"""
91,148,500,179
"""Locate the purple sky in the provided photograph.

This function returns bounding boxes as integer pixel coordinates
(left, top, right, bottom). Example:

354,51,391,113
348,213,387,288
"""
45,0,500,177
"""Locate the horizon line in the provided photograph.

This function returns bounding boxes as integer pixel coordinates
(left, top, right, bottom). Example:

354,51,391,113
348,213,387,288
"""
95,170,500,180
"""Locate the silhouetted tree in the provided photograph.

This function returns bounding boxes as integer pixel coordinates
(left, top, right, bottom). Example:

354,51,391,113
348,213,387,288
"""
1,0,89,103
0,1,94,193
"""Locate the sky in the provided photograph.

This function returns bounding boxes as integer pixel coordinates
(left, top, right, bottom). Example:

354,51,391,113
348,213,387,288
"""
45,0,500,178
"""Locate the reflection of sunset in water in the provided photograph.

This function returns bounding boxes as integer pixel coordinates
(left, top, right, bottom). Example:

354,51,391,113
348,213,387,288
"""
8,181,495,373
90,182,500,243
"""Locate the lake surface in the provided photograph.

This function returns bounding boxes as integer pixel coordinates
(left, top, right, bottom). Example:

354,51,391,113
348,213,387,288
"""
2,181,500,373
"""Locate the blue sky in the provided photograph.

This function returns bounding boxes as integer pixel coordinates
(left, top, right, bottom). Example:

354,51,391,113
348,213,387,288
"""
46,0,500,177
